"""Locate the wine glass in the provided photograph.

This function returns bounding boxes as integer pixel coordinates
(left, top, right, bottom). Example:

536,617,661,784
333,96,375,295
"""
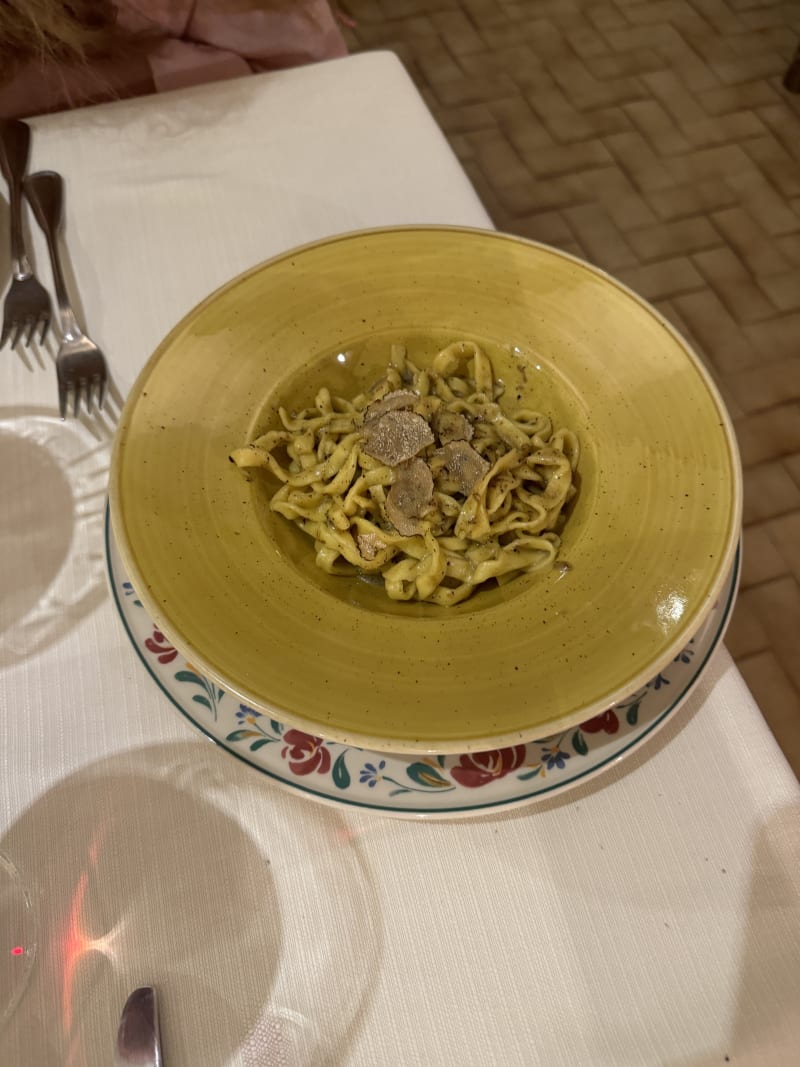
0,853,36,1031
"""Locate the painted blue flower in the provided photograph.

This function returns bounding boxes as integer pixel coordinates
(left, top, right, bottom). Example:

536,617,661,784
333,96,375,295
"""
235,704,263,722
541,747,569,771
359,760,386,787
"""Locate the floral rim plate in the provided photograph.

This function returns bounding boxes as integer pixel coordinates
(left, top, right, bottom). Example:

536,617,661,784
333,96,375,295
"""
107,510,740,817
109,227,742,754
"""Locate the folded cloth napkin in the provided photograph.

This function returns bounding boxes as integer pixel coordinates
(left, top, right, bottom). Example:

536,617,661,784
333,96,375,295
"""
0,0,348,119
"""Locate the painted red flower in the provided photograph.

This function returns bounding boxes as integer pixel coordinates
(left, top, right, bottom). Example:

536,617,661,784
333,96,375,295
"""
281,730,332,776
451,745,527,788
144,628,178,664
580,710,619,734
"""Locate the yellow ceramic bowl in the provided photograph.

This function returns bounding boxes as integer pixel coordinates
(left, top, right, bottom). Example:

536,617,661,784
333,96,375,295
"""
110,227,741,754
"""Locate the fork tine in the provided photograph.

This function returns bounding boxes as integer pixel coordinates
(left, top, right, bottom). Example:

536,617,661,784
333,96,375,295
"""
73,380,83,417
23,316,36,346
38,313,50,345
0,319,9,349
98,373,108,411
85,377,95,415
10,320,23,349
58,379,68,420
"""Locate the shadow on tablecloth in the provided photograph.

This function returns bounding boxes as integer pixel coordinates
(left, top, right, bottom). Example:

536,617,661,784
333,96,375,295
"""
0,740,383,1066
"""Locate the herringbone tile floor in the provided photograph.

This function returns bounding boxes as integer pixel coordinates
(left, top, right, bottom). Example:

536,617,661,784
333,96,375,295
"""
342,0,800,776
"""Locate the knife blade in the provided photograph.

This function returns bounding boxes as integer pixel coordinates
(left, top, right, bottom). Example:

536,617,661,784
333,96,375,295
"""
114,986,163,1066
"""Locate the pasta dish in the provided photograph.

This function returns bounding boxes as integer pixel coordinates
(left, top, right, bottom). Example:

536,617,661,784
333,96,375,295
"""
230,341,579,605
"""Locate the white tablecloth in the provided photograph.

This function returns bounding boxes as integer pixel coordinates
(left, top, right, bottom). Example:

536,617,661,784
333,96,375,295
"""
1,52,798,1067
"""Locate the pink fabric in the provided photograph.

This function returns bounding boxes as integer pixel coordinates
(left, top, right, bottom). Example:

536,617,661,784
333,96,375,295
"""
0,0,347,119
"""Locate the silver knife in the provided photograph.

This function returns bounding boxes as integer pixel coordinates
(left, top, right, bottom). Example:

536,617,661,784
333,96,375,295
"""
114,986,163,1066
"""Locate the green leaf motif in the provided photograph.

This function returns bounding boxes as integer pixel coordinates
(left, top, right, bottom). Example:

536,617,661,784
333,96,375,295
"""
572,729,588,756
226,729,262,742
249,738,275,752
626,702,640,726
175,670,206,686
517,765,543,781
406,762,451,789
332,752,351,790
192,694,211,710
270,720,283,736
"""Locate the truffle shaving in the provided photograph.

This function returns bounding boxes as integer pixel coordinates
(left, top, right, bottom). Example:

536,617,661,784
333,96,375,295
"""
433,409,474,445
385,458,435,536
364,389,418,423
362,409,434,466
436,440,490,495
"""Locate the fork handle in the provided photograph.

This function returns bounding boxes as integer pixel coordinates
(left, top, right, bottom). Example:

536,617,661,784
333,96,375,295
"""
23,170,81,337
0,120,32,274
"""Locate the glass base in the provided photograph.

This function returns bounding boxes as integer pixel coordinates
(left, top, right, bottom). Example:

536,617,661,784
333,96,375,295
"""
0,854,36,1031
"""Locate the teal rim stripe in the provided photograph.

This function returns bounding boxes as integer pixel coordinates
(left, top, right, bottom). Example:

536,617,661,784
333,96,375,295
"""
105,505,740,815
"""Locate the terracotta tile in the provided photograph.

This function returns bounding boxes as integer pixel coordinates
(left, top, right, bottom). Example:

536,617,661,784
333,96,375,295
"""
740,523,791,588
691,246,778,323
626,217,722,261
522,138,613,179
563,203,639,269
434,102,498,134
512,210,574,246
742,460,800,525
466,128,534,188
698,81,780,116
566,26,613,58
712,206,793,277
785,453,800,490
666,143,758,184
734,403,800,467
714,50,787,86
431,9,487,54
548,58,644,110
725,358,800,415
683,110,770,149
736,651,800,779
776,234,800,267
757,105,800,162
458,48,552,89
766,513,800,583
604,130,680,191
672,289,760,373
647,180,738,221
615,256,705,300
758,273,800,314
744,312,800,363
641,69,708,125
586,2,629,32
726,170,800,237
585,48,662,79
565,166,659,229
623,99,692,155
743,137,800,199
725,597,770,659
433,73,519,106
740,576,800,691
621,0,687,23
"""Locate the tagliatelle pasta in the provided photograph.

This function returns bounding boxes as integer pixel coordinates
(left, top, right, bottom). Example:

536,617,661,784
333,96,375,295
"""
230,341,579,605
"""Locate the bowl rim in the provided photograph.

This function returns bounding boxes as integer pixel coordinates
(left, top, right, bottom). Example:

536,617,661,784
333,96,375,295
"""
109,224,743,754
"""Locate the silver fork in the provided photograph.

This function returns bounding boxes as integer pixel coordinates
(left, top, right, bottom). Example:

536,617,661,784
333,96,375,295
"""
0,120,52,348
24,170,108,417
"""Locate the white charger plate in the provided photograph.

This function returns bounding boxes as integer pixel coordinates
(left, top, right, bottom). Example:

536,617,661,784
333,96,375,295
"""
107,510,739,818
